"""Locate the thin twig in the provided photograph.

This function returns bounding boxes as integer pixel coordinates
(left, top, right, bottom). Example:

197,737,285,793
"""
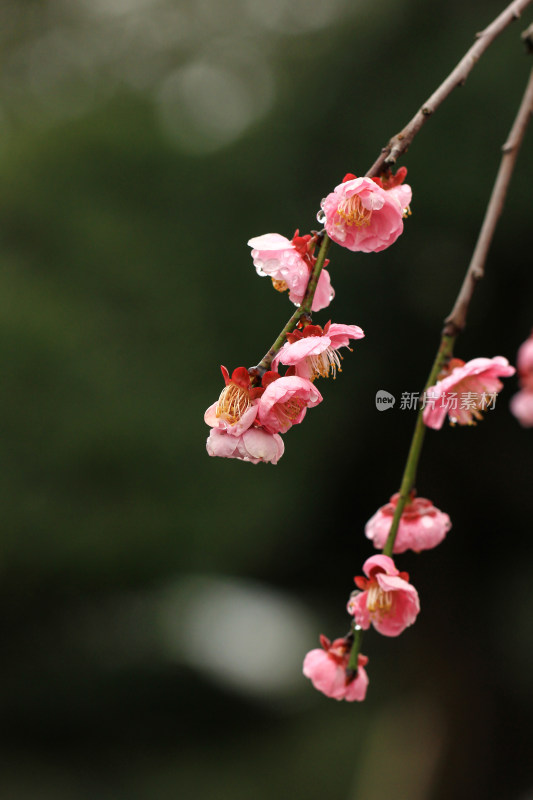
444,65,533,336
381,63,533,557
253,0,533,381
366,0,533,178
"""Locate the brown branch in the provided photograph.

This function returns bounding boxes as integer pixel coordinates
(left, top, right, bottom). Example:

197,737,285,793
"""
443,65,533,336
381,59,533,559
366,0,533,178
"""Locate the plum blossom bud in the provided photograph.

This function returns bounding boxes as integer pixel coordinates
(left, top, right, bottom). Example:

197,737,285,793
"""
348,555,420,637
365,492,451,554
423,356,515,429
319,171,412,253
303,634,369,701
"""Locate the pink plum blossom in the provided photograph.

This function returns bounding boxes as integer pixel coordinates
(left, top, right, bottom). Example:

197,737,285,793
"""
509,332,533,427
319,170,412,253
204,366,258,436
422,356,515,429
510,389,533,427
256,375,322,434
348,555,420,637
365,492,451,554
303,634,369,701
247,232,334,312
516,330,533,380
273,321,365,380
206,427,284,464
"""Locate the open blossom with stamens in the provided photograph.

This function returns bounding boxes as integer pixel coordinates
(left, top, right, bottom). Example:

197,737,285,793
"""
347,555,420,637
273,321,364,380
319,170,412,253
365,492,452,554
256,374,322,434
206,427,284,464
303,635,369,701
204,366,258,436
248,232,334,312
423,356,516,430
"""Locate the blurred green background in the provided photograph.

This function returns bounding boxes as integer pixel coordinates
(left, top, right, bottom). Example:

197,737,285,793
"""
0,0,532,798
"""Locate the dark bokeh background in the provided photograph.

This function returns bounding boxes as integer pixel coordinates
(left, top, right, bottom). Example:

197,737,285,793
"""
0,1,532,798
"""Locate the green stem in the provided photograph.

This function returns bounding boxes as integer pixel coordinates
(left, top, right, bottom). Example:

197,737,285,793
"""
382,334,455,557
253,234,331,375
347,624,364,673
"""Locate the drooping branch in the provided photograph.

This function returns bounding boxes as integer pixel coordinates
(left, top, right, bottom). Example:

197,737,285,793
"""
444,65,533,336
366,0,533,178
381,62,533,558
253,1,533,382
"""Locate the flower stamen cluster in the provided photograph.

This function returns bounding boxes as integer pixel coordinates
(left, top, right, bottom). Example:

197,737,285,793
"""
274,321,364,381
216,367,252,425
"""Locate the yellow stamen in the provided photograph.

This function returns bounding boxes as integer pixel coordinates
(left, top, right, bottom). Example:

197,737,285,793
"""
367,584,393,614
337,195,372,227
307,346,343,380
216,384,250,425
275,397,306,427
271,278,289,293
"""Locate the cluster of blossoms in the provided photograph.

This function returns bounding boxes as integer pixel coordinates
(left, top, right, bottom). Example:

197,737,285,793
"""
303,493,449,702
510,331,533,427
205,324,364,464
304,355,516,701
304,355,516,702
208,167,515,702
205,168,411,464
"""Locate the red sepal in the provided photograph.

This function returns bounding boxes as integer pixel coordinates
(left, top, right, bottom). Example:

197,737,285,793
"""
301,324,323,338
381,166,408,189
220,365,250,389
354,576,368,591
291,230,312,256
261,370,280,388
342,173,357,183
286,329,304,345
